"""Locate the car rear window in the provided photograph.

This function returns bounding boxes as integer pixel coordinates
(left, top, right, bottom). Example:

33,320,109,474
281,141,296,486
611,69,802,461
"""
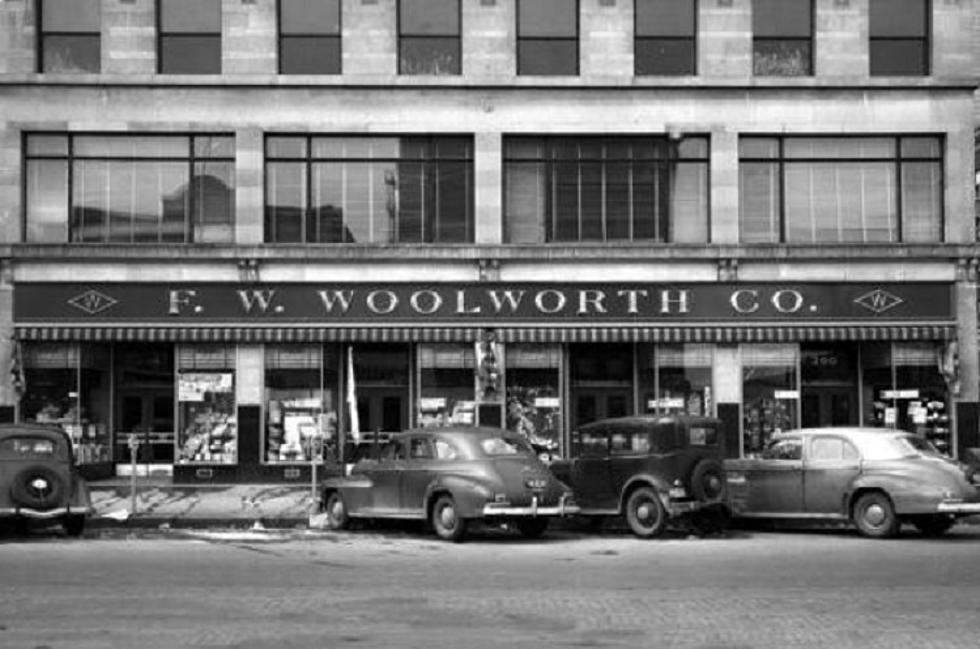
688,426,718,446
0,437,61,460
610,431,651,455
480,436,534,456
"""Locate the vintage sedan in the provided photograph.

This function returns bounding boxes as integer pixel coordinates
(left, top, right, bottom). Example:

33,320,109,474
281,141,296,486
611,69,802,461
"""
726,427,980,538
0,423,93,536
321,427,578,542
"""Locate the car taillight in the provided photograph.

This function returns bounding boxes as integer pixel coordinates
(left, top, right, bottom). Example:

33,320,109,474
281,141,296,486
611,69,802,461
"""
668,479,687,499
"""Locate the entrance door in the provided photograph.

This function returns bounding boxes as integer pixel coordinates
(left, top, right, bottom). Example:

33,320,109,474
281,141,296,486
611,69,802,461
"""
572,389,632,430
114,344,175,464
801,387,857,428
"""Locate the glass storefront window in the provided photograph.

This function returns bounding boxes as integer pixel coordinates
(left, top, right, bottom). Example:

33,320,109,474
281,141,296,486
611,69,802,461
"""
264,345,339,464
20,343,111,466
347,345,411,448
742,344,799,456
177,345,236,464
505,344,562,455
418,344,476,428
570,344,633,429
639,344,713,417
863,343,951,454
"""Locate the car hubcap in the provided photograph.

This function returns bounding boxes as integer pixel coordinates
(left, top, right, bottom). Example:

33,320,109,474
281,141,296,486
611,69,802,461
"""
636,501,655,526
330,500,343,520
865,503,886,526
439,505,456,530
29,477,50,495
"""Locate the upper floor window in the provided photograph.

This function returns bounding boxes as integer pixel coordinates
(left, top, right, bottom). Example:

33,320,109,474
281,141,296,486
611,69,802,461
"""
279,0,341,74
752,0,812,76
25,134,235,244
38,0,101,73
265,136,473,244
504,135,709,243
158,0,221,74
739,136,943,244
399,0,460,75
869,0,929,76
635,0,697,76
517,0,578,75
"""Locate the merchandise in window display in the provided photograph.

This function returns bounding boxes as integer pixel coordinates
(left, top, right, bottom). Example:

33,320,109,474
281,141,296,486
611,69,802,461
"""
28,398,110,465
506,386,561,456
743,396,793,456
179,402,236,464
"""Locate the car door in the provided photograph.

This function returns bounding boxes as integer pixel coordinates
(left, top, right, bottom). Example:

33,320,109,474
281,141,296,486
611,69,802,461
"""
399,435,436,517
368,437,407,514
570,427,617,510
745,437,804,514
803,435,861,515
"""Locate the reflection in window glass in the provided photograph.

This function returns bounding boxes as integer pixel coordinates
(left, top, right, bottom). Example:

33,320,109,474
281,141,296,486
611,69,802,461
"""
752,0,812,76
159,0,221,74
399,0,460,74
419,344,476,428
742,344,798,456
506,345,562,454
39,0,101,73
517,0,578,75
25,134,235,244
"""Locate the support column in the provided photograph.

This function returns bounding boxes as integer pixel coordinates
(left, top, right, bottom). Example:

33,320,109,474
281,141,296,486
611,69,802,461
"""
954,270,979,462
474,132,503,245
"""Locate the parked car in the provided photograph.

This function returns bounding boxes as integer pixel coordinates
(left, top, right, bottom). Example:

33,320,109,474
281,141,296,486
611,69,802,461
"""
321,426,578,542
549,415,730,538
725,427,980,538
0,423,93,536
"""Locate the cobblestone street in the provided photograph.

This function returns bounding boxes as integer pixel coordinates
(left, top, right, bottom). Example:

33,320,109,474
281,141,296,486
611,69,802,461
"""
2,524,980,649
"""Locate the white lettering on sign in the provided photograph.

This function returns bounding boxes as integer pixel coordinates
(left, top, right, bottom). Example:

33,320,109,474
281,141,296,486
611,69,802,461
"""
534,290,567,314
410,290,443,315
577,289,607,315
237,289,277,314
772,290,804,314
617,289,649,314
488,289,526,313
317,290,355,314
730,290,760,314
366,290,398,314
660,289,690,314
168,289,199,315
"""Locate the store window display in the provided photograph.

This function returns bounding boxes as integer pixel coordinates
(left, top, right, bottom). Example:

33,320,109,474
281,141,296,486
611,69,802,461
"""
742,344,799,456
505,344,562,455
20,343,111,466
639,344,713,417
176,345,236,464
418,344,476,427
264,345,339,464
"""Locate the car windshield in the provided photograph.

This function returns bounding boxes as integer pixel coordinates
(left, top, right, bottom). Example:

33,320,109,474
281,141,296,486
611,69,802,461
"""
858,434,939,460
479,436,534,457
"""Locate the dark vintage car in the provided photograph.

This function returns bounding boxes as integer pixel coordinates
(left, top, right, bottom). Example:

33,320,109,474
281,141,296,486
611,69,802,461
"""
725,427,980,538
549,415,730,538
321,426,578,542
0,423,93,536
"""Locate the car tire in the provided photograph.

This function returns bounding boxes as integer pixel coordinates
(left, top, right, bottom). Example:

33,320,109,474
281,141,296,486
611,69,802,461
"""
10,465,66,510
913,515,955,537
324,491,349,530
63,515,85,537
431,494,467,543
852,492,900,539
625,486,667,539
516,518,549,539
690,459,727,504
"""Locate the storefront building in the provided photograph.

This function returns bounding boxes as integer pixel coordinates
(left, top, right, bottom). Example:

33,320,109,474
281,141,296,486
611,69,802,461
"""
0,0,977,483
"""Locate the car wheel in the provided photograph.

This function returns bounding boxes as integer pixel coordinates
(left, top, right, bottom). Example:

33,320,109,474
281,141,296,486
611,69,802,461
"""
625,486,667,539
913,515,955,537
10,465,66,510
852,492,900,538
690,459,727,504
431,494,467,542
516,518,549,539
63,515,85,538
324,491,349,530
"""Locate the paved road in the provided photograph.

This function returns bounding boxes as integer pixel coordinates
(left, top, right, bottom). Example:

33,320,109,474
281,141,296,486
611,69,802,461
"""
1,522,979,649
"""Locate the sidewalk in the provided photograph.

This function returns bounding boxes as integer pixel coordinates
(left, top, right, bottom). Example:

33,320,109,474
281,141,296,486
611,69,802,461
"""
88,479,320,529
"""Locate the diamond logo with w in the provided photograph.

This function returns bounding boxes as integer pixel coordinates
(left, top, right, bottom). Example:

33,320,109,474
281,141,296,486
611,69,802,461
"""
67,290,118,315
854,289,903,314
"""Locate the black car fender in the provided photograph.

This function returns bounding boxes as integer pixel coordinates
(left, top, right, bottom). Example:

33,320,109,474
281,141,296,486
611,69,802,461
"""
424,475,496,519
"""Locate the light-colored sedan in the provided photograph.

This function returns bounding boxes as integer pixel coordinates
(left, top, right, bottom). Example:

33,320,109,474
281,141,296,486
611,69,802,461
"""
321,427,578,542
725,427,980,538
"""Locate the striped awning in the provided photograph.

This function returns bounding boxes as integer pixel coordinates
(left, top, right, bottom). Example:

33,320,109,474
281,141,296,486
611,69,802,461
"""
13,323,957,344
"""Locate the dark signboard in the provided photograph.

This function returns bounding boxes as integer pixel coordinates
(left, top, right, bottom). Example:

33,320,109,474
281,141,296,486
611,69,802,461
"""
13,282,953,324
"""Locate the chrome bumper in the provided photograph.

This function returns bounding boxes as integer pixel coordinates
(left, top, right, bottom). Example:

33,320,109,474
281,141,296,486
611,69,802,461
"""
482,496,579,517
0,506,92,519
936,501,980,514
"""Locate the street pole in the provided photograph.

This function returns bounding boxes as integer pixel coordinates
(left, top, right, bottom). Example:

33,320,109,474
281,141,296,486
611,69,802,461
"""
128,436,139,516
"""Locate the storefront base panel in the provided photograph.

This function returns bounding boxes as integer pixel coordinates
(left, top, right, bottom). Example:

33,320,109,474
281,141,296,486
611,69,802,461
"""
173,463,344,485
78,462,115,481
955,402,980,466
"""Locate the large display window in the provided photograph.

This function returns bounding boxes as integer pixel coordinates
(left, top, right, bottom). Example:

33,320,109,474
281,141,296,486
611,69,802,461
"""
347,344,411,442
177,345,236,465
20,343,111,466
418,344,476,427
264,345,339,464
862,343,951,454
569,344,633,429
639,344,714,417
505,344,562,455
742,344,799,456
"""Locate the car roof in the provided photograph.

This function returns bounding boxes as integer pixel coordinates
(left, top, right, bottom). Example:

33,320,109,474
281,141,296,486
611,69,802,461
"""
0,423,70,440
388,426,524,440
773,427,910,442
577,414,721,431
